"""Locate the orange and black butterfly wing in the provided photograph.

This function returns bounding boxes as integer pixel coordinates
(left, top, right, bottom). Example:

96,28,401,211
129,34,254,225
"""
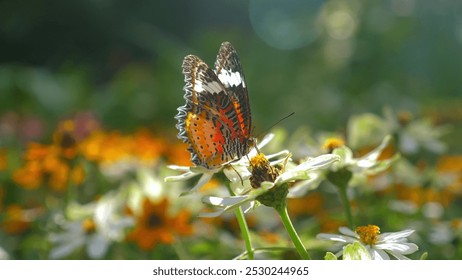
214,42,252,146
176,55,244,169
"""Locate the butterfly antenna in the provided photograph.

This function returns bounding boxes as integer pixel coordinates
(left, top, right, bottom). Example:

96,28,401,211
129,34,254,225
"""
229,164,244,187
255,112,295,139
250,125,261,154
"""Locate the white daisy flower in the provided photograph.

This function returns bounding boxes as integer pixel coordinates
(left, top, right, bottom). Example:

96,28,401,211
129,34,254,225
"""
165,133,285,195
49,218,108,259
317,225,419,260
200,152,340,217
347,107,449,155
288,135,398,197
49,193,134,259
331,135,398,174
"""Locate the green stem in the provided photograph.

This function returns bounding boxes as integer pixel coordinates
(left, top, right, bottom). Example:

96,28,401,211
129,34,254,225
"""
327,169,354,229
227,185,254,260
234,246,297,260
338,185,354,229
235,206,254,260
276,205,311,260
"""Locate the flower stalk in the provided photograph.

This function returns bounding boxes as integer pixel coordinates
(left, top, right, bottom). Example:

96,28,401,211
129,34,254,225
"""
250,154,312,260
327,168,354,228
276,203,311,260
227,185,254,260
235,206,254,260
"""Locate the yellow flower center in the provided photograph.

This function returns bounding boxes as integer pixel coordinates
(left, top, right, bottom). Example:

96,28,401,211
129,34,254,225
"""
355,225,380,246
249,153,269,169
322,138,345,153
249,153,280,188
398,111,412,126
82,218,96,234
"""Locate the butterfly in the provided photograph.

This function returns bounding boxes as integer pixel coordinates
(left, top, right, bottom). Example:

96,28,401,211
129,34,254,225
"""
175,42,254,169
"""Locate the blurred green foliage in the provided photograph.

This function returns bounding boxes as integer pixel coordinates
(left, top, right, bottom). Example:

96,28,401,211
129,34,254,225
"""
1,0,460,142
0,0,462,260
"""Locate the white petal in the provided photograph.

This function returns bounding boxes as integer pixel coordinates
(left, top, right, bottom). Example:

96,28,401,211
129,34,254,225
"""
316,233,357,243
87,234,109,259
180,172,214,195
190,166,219,173
202,195,249,207
294,154,341,172
359,135,392,162
198,208,226,218
369,248,390,260
166,165,191,172
49,236,85,259
287,173,323,197
241,201,256,213
275,170,310,185
355,155,400,174
338,227,358,238
260,181,275,189
48,223,82,244
375,242,419,254
257,133,274,150
379,229,415,242
387,251,411,260
265,150,290,162
355,159,376,169
164,171,199,182
223,166,251,182
274,154,339,185
333,146,353,165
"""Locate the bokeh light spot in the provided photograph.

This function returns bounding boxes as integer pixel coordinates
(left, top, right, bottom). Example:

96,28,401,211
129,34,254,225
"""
249,0,324,50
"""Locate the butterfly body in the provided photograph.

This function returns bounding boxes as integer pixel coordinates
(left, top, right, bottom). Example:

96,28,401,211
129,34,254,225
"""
175,42,253,169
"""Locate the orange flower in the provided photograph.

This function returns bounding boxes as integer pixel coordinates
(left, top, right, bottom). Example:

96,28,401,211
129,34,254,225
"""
127,198,193,250
132,129,165,163
53,120,79,159
12,160,43,190
259,231,281,244
80,129,165,165
2,205,33,234
24,142,55,161
165,142,192,167
79,130,107,162
287,192,324,217
70,164,86,185
437,155,462,194
317,213,346,233
12,141,83,191
394,184,453,208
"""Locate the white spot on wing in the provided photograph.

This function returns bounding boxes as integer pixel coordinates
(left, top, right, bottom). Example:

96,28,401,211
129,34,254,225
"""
218,69,246,88
205,81,222,94
194,80,204,92
194,76,222,94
